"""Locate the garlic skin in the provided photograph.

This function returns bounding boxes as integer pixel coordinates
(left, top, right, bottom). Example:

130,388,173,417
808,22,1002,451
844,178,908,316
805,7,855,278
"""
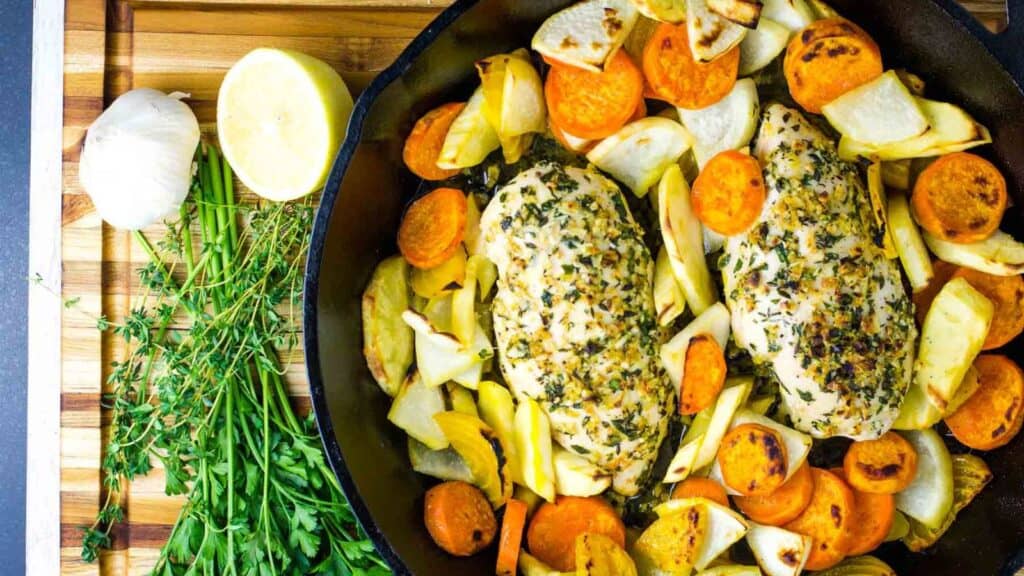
79,88,201,230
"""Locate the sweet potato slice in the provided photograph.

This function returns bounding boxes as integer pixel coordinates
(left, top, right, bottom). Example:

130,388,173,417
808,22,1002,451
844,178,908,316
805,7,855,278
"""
911,152,1008,244
783,468,856,571
398,187,468,269
734,462,814,526
843,432,918,494
643,22,739,109
945,354,1024,450
783,18,882,114
718,423,789,496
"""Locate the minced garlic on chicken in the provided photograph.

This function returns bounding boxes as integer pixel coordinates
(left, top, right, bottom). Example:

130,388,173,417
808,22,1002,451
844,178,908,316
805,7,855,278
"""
479,162,671,495
722,104,917,440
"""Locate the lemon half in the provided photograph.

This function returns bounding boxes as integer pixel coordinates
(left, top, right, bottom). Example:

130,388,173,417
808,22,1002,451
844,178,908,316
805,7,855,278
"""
217,48,353,201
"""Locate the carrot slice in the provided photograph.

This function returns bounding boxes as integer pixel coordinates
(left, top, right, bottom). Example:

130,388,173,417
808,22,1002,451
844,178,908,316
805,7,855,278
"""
946,354,1024,450
842,431,918,494
783,21,882,114
642,22,739,109
545,50,644,140
403,102,466,181
424,480,498,557
831,468,895,557
717,423,789,497
398,187,468,269
951,267,1024,349
912,259,959,325
912,152,1008,244
678,335,727,415
783,468,856,571
527,496,626,572
548,97,646,153
691,151,767,235
670,477,730,507
734,462,815,526
496,499,528,576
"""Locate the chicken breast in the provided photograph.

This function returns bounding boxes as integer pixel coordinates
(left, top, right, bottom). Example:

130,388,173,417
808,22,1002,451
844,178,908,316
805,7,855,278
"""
480,162,671,495
722,104,917,440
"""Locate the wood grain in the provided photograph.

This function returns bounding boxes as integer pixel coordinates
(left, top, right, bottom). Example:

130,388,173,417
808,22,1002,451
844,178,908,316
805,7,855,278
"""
52,0,1008,574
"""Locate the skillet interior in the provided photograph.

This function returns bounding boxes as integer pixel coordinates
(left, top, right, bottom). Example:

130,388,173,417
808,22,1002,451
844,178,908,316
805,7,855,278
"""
304,1,1024,574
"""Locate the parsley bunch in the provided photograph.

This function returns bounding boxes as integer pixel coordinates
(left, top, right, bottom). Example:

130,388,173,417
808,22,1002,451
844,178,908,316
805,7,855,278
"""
81,145,389,575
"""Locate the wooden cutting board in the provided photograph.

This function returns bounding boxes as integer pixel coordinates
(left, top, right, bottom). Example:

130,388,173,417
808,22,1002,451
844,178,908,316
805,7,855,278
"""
56,1,1004,574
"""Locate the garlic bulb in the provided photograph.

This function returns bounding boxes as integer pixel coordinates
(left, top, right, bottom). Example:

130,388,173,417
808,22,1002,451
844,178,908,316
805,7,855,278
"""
79,88,201,230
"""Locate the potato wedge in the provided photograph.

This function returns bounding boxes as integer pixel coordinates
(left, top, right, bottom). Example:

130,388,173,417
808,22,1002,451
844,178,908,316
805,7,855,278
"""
663,433,705,483
437,86,500,169
944,365,980,417
923,230,1024,276
892,375,943,431
658,164,719,314
553,447,612,497
678,78,760,167
688,0,749,62
575,532,638,576
745,523,812,576
865,159,898,259
403,308,492,388
654,245,687,326
894,429,954,530
915,277,993,412
388,372,448,449
477,380,522,485
450,253,479,344
411,245,467,299
660,302,731,391
738,17,791,76
708,0,763,28
902,453,992,552
630,0,686,23
532,0,639,71
478,50,545,142
434,411,513,508
888,191,934,291
838,98,991,161
761,0,814,31
709,410,812,493
408,436,474,483
693,378,754,473
362,256,413,397
822,71,930,145
634,501,707,575
588,117,694,196
656,498,750,570
515,397,557,501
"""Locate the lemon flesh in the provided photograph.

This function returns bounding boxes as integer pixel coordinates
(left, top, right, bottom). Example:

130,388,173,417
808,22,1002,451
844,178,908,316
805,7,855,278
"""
217,48,353,201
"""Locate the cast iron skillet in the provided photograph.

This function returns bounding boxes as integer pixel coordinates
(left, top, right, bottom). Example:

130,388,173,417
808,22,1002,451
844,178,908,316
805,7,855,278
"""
304,1,1024,574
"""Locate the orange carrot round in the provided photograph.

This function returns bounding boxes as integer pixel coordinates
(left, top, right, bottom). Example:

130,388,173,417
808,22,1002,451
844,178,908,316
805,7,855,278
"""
403,102,466,181
783,19,883,114
946,354,1024,450
911,152,1008,244
912,259,959,325
717,423,789,497
831,468,895,556
496,498,528,576
642,22,739,109
670,477,730,507
951,267,1024,349
527,496,626,572
734,462,815,526
842,432,918,494
783,468,856,571
545,50,644,140
679,335,727,415
424,480,498,557
398,187,467,269
691,151,766,235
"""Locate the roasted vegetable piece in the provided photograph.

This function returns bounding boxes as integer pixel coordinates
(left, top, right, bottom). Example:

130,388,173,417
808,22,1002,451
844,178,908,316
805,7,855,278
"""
923,229,1024,277
403,102,465,180
362,256,413,396
734,462,815,526
553,447,612,497
478,381,522,484
478,50,546,156
814,556,896,576
821,71,929,145
678,79,760,167
698,565,763,576
586,116,693,196
945,355,1024,450
707,0,763,28
693,379,753,473
643,22,740,109
575,533,638,576
686,0,749,63
865,159,898,259
843,432,918,494
520,550,575,576
782,468,856,571
438,86,500,169
911,152,1008,244
888,191,934,292
911,260,958,324
691,150,766,235
388,372,448,449
717,423,789,496
678,335,728,415
410,245,467,299
398,187,468,269
527,496,626,572
545,50,644,140
408,437,474,483
738,17,790,76
902,454,993,551
424,480,498,556
661,303,731,392
633,502,707,575
659,165,719,314
631,0,686,23
671,477,730,507
654,246,687,326
655,498,750,570
745,523,812,576
515,397,557,502
434,411,513,508
950,267,1024,349
885,511,911,542
496,498,528,576
783,18,882,113
531,0,639,71
713,410,812,491
893,429,954,529
831,467,895,556
761,0,814,31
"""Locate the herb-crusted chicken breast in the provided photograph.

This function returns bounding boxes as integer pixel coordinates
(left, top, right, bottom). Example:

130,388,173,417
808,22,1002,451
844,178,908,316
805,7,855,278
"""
722,104,917,440
480,162,671,495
